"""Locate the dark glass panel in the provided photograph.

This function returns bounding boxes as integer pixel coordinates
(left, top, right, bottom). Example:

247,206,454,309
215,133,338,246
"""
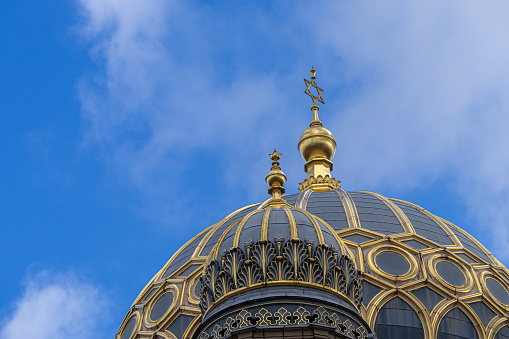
436,261,465,287
469,301,496,327
343,234,373,244
120,317,136,339
486,278,509,304
376,251,410,276
411,287,443,313
150,292,173,321
438,308,479,339
375,297,425,339
168,315,195,338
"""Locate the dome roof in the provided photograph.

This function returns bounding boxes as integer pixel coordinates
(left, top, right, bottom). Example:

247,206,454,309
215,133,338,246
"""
206,203,347,263
116,69,509,339
116,189,509,339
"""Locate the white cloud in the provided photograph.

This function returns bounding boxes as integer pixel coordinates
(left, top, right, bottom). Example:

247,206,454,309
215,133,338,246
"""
0,271,109,339
307,1,509,259
75,1,509,260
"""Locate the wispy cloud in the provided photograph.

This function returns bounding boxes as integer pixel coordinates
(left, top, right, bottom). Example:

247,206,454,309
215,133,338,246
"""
308,1,509,259
76,1,509,259
0,270,110,339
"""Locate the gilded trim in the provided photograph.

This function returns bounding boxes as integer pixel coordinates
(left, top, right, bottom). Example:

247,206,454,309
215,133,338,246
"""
427,254,474,293
336,189,361,228
144,284,180,328
116,311,140,339
360,191,416,234
282,205,299,239
260,206,273,241
233,209,263,247
367,245,419,282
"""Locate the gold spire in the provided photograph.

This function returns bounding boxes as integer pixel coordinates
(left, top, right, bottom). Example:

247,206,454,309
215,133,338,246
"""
298,68,341,192
265,149,287,200
304,67,324,127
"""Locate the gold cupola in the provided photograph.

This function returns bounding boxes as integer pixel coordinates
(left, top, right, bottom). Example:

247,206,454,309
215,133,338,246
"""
298,67,341,191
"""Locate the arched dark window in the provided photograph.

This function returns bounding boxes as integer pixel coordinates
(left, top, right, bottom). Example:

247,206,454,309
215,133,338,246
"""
495,326,509,339
374,297,425,339
438,307,479,339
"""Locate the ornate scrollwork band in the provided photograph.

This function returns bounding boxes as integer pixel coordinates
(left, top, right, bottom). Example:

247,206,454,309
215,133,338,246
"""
197,305,371,339
200,238,363,313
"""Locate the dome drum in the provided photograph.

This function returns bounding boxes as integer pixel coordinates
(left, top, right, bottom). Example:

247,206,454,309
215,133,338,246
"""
194,286,372,339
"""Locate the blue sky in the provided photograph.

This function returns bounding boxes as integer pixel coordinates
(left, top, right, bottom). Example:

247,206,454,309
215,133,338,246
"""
2,1,509,338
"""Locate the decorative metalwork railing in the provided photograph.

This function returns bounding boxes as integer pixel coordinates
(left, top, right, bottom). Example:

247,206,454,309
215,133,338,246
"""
200,237,363,313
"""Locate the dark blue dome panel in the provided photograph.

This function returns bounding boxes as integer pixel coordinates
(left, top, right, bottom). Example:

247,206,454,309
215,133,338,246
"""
200,204,261,256
267,208,291,241
304,190,349,231
349,192,404,235
446,222,494,264
162,230,208,278
393,201,455,246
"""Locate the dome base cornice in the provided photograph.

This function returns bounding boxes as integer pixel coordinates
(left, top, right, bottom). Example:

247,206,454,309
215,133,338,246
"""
299,174,341,192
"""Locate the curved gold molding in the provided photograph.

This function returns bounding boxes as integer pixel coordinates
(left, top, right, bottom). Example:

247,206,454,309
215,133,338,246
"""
367,245,418,282
427,254,474,293
335,189,361,229
431,299,485,339
187,273,202,306
116,311,141,339
367,289,432,339
480,270,509,308
360,191,415,234
390,198,461,245
144,284,180,328
295,189,313,210
232,209,264,247
487,317,509,339
282,205,299,239
441,217,498,265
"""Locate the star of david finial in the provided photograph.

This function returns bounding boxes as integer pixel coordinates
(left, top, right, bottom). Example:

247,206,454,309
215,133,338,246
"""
304,67,324,107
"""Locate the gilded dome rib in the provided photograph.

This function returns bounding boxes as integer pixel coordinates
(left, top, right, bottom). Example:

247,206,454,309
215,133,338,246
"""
211,218,243,260
295,189,313,209
312,214,347,255
390,198,461,247
359,191,416,234
194,203,259,257
260,206,273,241
335,189,361,229
440,217,497,265
298,208,325,244
232,209,263,247
282,205,298,239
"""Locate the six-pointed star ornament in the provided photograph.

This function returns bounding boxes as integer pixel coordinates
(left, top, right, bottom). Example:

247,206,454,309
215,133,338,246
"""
304,67,324,106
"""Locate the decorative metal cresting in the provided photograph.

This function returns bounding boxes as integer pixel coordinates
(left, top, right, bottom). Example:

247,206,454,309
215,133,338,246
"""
198,305,371,339
199,237,363,314
304,67,325,126
298,68,341,191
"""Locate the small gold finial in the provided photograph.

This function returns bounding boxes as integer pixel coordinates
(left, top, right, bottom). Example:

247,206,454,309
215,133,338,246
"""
270,149,282,166
304,67,324,127
265,148,287,200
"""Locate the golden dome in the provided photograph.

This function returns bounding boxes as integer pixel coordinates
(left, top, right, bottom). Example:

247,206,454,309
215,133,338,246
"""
298,124,337,161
